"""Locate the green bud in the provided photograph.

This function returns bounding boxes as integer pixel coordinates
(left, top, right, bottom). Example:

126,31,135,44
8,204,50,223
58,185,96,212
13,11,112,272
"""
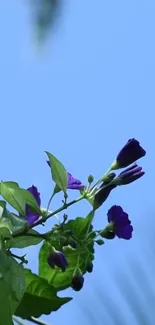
95,239,104,245
100,230,115,239
63,214,68,222
88,175,94,184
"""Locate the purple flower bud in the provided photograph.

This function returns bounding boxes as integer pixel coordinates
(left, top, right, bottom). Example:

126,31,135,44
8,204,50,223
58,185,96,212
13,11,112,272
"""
71,273,84,291
26,186,41,225
47,161,85,190
112,138,146,169
107,205,133,240
117,164,145,185
47,251,68,272
93,182,117,209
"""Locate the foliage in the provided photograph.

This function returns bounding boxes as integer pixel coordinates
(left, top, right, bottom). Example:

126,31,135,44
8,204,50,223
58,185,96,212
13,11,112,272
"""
0,139,146,324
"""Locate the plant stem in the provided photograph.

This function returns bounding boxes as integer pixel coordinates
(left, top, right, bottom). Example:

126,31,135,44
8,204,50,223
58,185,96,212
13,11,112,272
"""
90,167,112,192
11,195,84,238
28,316,52,325
12,232,46,239
9,251,27,264
32,195,84,228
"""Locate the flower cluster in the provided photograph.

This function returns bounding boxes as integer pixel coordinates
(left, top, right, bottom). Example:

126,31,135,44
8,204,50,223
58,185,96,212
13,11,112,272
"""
94,138,145,208
23,138,146,291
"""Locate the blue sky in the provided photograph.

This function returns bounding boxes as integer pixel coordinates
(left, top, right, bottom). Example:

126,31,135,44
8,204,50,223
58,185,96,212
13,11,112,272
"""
1,0,155,324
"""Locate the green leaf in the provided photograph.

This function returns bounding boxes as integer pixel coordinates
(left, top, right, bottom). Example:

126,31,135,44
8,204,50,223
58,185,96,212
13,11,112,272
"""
0,227,11,238
0,246,25,325
0,210,26,233
39,211,95,291
0,200,7,218
53,184,61,195
18,189,41,214
46,151,68,193
0,183,25,215
6,230,43,249
0,181,19,191
15,269,71,319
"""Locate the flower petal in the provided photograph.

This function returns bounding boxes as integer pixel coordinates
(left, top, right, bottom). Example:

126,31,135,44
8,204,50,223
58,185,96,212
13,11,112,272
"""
26,186,41,225
26,213,40,226
107,205,124,223
27,186,41,207
115,224,133,239
67,173,85,190
116,138,146,168
107,205,133,240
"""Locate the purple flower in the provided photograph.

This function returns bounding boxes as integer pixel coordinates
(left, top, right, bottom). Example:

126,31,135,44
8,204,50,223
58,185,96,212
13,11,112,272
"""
47,160,84,190
117,164,145,185
67,173,84,190
26,186,41,225
47,250,68,272
114,138,146,169
107,205,133,240
71,273,84,291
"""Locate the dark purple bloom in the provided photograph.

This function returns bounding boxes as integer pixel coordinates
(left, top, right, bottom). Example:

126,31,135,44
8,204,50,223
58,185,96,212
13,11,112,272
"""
117,164,145,185
114,138,146,169
107,205,133,240
94,173,117,209
26,186,41,225
71,273,84,291
67,173,84,190
47,160,84,190
47,251,68,272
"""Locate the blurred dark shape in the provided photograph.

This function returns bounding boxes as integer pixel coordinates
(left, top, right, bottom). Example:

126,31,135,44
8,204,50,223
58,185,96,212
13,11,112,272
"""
30,0,62,41
86,261,93,273
93,173,117,209
71,273,84,291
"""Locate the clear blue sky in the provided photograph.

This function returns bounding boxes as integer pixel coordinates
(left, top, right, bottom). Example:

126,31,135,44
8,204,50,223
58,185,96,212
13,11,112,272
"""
1,1,155,324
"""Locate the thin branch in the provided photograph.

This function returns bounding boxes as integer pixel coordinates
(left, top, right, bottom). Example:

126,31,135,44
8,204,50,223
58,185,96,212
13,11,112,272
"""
28,316,52,325
9,251,28,264
33,195,84,228
12,195,84,238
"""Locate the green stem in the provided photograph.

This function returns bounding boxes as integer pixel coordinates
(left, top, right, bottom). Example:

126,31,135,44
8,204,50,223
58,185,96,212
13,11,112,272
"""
12,195,84,238
9,251,27,264
90,167,112,192
12,232,46,239
32,195,84,228
9,252,21,260
28,316,52,325
46,194,55,216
